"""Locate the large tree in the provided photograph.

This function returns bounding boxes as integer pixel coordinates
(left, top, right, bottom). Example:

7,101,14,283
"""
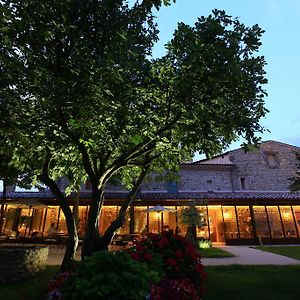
1,0,267,266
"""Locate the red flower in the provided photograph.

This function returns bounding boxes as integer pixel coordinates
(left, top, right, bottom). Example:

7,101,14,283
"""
166,258,177,267
143,252,152,261
136,244,145,252
131,252,140,261
174,250,184,259
148,233,159,241
156,237,170,248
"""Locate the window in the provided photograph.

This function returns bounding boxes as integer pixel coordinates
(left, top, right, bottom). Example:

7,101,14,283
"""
264,152,279,168
207,180,213,192
240,177,247,190
167,181,178,193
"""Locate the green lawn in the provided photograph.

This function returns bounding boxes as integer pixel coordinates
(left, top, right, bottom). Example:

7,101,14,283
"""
255,246,300,260
204,265,300,300
199,247,234,258
0,266,59,300
2,264,300,300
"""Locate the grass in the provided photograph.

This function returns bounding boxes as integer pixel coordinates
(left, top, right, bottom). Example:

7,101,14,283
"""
2,264,300,300
203,265,300,300
0,266,59,300
199,247,234,258
255,246,300,260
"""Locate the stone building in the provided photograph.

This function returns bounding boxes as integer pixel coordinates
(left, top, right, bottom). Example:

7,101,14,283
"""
1,140,300,245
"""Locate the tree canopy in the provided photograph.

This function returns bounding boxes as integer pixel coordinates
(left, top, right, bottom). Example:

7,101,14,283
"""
0,0,268,264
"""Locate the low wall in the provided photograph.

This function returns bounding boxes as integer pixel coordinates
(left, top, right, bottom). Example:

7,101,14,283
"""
0,245,49,284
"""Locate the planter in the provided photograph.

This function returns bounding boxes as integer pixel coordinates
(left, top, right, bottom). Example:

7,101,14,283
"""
0,245,49,284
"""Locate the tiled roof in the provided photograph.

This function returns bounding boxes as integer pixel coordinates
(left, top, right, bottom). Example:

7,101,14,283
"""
1,191,300,201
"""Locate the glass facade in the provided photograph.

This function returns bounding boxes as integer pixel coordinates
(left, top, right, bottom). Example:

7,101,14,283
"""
279,206,297,238
222,206,239,239
1,203,300,243
236,206,254,238
207,206,225,242
253,206,270,238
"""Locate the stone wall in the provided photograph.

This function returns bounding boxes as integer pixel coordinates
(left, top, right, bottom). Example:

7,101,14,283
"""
178,168,233,191
230,141,299,191
0,245,49,284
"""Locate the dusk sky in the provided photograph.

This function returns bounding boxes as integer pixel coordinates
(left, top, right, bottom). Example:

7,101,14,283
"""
148,0,300,152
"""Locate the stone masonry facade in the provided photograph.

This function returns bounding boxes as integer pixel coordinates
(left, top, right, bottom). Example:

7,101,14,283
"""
140,141,299,193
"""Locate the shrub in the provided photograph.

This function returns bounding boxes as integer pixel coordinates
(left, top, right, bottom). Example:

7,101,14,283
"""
150,278,201,300
128,232,207,297
198,238,212,249
61,251,159,300
47,271,73,300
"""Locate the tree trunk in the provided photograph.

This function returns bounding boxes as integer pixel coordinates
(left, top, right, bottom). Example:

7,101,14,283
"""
73,191,80,231
81,187,104,258
61,215,78,271
98,166,149,251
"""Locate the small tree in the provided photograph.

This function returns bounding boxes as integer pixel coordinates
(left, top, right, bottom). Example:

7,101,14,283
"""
180,203,206,242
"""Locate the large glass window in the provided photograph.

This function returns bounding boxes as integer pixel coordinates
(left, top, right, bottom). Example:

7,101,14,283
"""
177,206,188,236
279,206,297,238
292,206,300,237
266,206,283,238
236,206,254,238
253,206,270,238
44,207,59,237
99,206,118,235
148,210,162,233
222,206,238,239
134,207,147,234
57,209,67,234
207,206,225,242
196,206,209,239
162,207,177,232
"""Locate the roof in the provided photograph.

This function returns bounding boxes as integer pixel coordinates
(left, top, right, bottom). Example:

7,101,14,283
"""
1,191,300,202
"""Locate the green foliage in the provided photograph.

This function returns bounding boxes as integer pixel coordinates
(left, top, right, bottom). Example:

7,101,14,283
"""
62,251,159,300
180,204,206,228
0,2,268,192
197,238,212,249
0,0,268,257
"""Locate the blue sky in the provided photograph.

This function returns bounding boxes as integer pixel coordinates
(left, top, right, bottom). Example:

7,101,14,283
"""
149,0,300,152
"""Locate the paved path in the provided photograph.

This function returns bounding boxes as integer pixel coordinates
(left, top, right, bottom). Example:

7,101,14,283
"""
202,245,300,266
47,245,300,266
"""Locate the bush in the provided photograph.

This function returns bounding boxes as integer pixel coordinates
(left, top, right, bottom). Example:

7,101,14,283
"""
127,232,207,298
150,278,201,300
198,238,212,249
61,251,159,300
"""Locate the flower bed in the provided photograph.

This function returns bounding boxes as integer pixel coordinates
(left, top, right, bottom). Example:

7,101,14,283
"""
128,232,207,299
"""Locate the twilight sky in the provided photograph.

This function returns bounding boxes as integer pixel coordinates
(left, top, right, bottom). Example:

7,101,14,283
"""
148,0,300,152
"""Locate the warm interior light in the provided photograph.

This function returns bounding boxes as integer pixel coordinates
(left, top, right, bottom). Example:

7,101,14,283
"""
223,212,230,219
